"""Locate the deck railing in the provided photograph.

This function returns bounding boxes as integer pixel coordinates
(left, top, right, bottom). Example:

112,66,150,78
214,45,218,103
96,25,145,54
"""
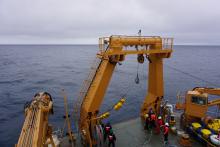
162,38,174,50
99,36,173,52
73,57,102,124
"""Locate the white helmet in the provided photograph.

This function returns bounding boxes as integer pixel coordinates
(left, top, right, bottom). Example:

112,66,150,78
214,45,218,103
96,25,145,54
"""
145,114,149,118
165,122,169,126
158,116,162,119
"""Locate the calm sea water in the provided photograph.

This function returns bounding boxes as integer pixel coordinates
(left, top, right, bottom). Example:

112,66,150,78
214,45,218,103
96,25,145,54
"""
0,45,220,146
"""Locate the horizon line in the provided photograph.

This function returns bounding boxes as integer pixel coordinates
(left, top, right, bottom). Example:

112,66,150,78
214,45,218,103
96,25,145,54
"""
0,43,220,46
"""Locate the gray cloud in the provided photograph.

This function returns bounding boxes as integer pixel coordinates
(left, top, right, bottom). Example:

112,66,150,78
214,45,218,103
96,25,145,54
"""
0,0,220,44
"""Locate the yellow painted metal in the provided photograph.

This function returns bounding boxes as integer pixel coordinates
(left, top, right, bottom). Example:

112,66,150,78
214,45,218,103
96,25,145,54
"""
62,90,75,145
177,87,220,127
141,48,165,115
79,35,173,146
194,87,220,95
99,49,172,56
186,88,220,119
16,92,54,147
208,119,220,133
185,90,208,119
192,122,201,130
201,129,212,139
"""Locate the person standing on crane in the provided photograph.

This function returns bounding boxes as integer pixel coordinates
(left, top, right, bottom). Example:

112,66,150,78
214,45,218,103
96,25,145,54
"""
108,131,116,147
163,123,169,144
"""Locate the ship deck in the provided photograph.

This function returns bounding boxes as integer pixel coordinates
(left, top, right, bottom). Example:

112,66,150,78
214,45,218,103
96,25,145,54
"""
112,118,202,147
60,117,204,147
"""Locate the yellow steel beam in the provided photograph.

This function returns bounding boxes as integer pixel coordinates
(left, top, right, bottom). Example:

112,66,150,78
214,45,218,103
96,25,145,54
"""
17,92,53,147
208,98,220,106
195,87,220,95
100,49,172,56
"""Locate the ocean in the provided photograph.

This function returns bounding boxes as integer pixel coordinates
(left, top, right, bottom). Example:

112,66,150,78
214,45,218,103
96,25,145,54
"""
0,45,220,146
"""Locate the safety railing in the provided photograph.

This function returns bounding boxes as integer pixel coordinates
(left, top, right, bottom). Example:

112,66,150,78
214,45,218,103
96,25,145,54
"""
99,37,109,52
73,57,102,123
99,36,173,51
162,38,174,50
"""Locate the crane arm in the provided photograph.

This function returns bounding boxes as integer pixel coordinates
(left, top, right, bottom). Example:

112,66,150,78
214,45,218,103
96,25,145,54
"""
208,98,220,106
193,87,220,95
79,35,173,146
16,92,54,147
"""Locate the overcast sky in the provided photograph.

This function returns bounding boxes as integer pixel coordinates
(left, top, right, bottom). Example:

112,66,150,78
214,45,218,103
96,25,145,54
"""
0,0,220,44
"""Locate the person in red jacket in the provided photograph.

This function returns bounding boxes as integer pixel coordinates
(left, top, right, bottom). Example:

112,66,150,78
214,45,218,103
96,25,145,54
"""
108,131,116,147
104,122,112,142
155,116,163,134
163,123,169,143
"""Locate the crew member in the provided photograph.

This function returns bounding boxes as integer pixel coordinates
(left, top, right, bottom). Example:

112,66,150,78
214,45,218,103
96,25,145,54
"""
108,131,116,147
217,129,220,139
150,112,156,129
163,123,169,143
156,116,163,134
104,122,112,142
144,114,150,130
148,108,153,118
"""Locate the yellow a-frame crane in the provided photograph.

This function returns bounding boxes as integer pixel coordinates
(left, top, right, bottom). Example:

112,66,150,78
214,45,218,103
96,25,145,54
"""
16,35,173,147
78,35,173,146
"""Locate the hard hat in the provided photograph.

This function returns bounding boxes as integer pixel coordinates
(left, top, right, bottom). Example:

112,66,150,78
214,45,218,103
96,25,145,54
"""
145,114,149,118
158,116,162,119
165,122,169,126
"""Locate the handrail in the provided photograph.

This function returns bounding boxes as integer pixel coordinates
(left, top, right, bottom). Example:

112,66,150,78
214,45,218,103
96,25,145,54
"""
99,36,173,52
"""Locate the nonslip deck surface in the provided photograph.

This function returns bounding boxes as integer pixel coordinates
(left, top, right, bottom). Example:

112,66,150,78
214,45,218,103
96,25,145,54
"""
60,117,204,147
114,118,181,147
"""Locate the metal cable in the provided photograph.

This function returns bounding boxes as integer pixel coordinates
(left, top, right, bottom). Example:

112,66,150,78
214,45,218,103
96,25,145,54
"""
164,64,219,87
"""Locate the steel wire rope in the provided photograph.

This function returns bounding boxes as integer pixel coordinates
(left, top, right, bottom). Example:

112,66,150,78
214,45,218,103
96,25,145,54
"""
107,59,149,113
98,61,139,114
95,57,146,121
132,61,220,90
102,60,148,118
164,64,219,87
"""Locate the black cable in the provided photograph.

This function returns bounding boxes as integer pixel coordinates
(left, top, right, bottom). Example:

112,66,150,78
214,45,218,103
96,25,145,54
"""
164,64,219,87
